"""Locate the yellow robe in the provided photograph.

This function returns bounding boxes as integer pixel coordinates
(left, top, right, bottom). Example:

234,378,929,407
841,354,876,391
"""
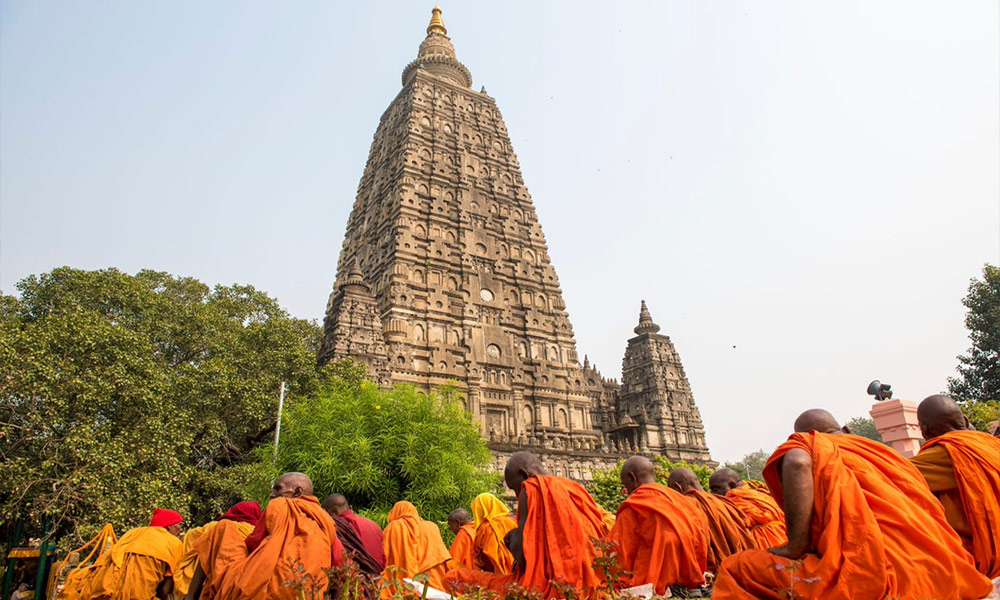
171,522,218,597
83,527,182,600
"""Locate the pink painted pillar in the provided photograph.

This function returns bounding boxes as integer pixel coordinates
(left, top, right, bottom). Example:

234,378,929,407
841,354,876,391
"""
870,398,923,457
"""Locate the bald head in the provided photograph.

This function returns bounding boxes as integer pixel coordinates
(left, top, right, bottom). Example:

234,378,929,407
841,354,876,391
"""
709,467,743,496
917,395,971,440
270,472,313,499
793,409,844,434
620,456,656,495
447,508,470,534
504,451,547,495
321,493,349,515
667,468,701,493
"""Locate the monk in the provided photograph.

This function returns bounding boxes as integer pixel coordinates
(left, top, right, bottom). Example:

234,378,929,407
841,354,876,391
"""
608,457,708,595
710,467,787,549
667,468,754,573
910,394,1000,578
469,493,517,574
447,452,607,598
320,497,382,576
322,494,385,569
180,502,261,600
713,409,992,600
82,508,184,600
213,473,345,600
381,501,451,594
446,508,476,570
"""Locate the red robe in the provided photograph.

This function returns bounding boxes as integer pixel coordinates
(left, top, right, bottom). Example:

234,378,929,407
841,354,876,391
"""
340,509,386,569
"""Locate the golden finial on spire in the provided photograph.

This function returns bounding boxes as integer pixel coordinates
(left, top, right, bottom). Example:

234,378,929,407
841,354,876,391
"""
426,3,447,36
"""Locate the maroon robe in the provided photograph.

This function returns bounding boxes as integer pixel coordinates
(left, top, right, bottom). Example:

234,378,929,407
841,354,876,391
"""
340,510,385,568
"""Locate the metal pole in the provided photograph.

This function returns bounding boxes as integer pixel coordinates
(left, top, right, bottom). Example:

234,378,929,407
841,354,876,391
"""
34,516,50,599
273,381,286,462
2,516,24,600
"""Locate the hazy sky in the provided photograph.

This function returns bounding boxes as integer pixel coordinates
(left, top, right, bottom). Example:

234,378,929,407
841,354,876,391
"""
2,1,998,463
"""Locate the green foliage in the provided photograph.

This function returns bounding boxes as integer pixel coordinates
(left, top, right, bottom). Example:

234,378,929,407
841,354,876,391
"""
0,267,320,547
845,416,884,443
949,264,1000,429
724,449,771,481
272,367,495,527
587,457,712,513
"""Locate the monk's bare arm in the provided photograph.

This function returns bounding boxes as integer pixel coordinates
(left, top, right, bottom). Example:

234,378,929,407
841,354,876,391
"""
505,488,528,570
183,563,206,600
769,448,813,559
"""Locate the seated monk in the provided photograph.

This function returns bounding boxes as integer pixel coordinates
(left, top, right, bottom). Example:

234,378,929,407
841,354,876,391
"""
469,493,517,574
320,497,382,576
910,394,1000,579
713,409,992,600
322,494,385,570
710,467,787,549
667,468,754,574
381,501,451,594
181,502,261,600
82,509,184,600
213,473,345,600
608,457,708,595
446,451,607,598
446,508,476,570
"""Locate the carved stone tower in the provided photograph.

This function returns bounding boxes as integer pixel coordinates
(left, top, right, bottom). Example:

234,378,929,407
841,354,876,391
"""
320,6,713,477
615,301,711,462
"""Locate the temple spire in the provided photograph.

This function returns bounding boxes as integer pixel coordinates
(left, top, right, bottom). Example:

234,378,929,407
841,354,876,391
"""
634,299,661,335
426,3,447,36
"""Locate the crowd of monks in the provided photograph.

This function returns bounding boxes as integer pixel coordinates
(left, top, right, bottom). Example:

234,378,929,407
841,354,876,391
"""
51,394,998,600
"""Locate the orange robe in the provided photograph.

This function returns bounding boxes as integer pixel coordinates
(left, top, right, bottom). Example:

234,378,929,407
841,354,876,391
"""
191,520,256,600
82,526,182,600
713,432,992,600
912,430,1000,578
682,489,754,573
172,521,218,597
381,502,451,594
215,496,343,600
725,486,787,549
469,494,517,574
448,523,476,570
607,483,708,594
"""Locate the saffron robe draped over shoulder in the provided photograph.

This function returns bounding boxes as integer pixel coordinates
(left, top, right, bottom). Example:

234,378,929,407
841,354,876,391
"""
448,523,476,570
192,520,256,600
724,486,787,549
713,432,992,600
215,496,343,600
83,526,182,600
682,489,754,573
912,430,1000,578
608,483,708,594
381,501,452,594
470,493,517,574
172,522,218,597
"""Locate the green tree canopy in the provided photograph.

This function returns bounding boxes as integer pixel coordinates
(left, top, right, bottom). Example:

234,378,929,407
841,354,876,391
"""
948,264,1000,430
0,267,319,547
271,363,495,528
724,449,771,482
845,416,884,443
588,457,712,513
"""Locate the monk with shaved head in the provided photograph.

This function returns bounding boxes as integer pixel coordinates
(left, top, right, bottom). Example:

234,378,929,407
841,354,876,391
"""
322,493,385,571
446,451,607,598
667,467,753,574
607,457,708,595
212,473,346,600
446,508,475,569
709,468,787,549
713,409,991,599
911,394,1000,578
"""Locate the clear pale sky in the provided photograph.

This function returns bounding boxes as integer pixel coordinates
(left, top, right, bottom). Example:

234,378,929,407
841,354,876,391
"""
2,1,998,463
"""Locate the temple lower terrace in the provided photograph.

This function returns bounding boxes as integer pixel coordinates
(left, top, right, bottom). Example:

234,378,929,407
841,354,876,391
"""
317,4,712,480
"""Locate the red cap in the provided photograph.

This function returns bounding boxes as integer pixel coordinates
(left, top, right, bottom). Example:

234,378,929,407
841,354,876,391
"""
219,502,262,526
149,508,183,528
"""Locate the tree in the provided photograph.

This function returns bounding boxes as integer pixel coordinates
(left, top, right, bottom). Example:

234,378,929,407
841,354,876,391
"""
271,364,495,528
845,416,884,443
0,267,320,547
724,449,771,482
948,264,1000,430
588,457,712,513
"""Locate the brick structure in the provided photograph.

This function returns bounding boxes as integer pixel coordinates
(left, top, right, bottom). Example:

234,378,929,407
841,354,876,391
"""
319,5,713,478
